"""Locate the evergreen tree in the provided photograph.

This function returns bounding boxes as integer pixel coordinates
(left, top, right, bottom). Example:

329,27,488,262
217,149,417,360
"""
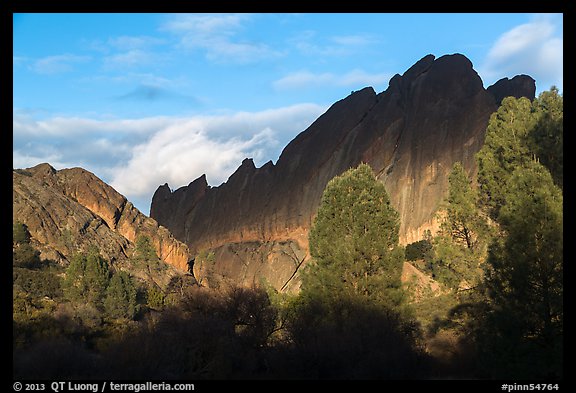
479,162,563,378
62,253,89,302
62,248,110,308
12,222,42,269
429,162,489,290
304,163,405,309
146,284,165,310
84,247,110,307
132,235,165,282
441,162,486,250
464,88,564,378
529,86,563,189
104,271,138,320
477,88,563,219
476,96,537,219
13,222,31,245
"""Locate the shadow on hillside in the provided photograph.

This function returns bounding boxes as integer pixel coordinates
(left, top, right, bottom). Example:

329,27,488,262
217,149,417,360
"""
14,286,436,380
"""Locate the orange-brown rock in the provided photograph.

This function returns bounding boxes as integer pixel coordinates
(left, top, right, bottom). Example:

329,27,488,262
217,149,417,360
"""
13,163,191,274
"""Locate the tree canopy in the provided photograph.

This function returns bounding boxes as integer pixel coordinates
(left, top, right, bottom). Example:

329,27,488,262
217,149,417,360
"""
468,88,563,378
304,163,405,309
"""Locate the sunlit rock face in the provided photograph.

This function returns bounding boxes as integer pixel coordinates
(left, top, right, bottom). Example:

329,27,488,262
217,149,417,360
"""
13,163,192,279
151,53,535,292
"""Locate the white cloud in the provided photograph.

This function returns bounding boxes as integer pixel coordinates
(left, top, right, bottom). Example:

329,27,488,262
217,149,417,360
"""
163,13,245,35
13,111,176,138
13,148,71,171
289,30,380,57
103,49,155,70
97,35,168,70
480,14,563,92
30,54,91,74
108,104,326,199
109,126,273,198
161,13,283,64
13,104,326,213
108,35,166,50
330,34,378,47
274,69,391,90
78,72,185,91
13,56,29,67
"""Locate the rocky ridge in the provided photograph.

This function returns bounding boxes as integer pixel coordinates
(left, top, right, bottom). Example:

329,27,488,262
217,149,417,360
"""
13,163,192,286
150,53,535,292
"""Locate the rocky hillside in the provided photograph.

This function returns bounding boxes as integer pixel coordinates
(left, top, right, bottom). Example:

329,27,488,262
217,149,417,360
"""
13,163,192,286
150,53,535,292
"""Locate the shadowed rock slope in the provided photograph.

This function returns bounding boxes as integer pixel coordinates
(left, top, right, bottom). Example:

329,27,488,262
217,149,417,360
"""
151,53,535,291
13,163,192,286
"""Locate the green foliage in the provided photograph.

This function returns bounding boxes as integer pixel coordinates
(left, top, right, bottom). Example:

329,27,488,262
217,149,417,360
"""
477,88,563,219
13,281,432,379
442,162,487,250
146,284,166,310
440,88,565,379
13,221,31,244
134,235,158,261
98,286,280,379
104,271,138,320
305,163,404,309
132,235,165,279
62,254,87,302
13,243,42,269
60,228,76,251
529,86,563,189
163,275,197,306
477,96,536,219
13,266,63,300
430,235,481,290
411,292,460,333
405,239,433,262
62,248,110,308
84,247,111,306
478,162,563,378
13,222,42,268
425,162,489,291
13,260,66,350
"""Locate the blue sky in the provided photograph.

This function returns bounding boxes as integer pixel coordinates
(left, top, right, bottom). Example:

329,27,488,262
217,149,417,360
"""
13,13,563,214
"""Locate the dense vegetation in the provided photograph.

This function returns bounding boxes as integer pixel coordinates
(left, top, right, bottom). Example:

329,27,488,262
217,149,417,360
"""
13,88,562,380
417,88,563,379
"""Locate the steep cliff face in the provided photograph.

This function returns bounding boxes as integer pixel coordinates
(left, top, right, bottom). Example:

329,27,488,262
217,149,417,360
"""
13,163,192,278
151,53,535,291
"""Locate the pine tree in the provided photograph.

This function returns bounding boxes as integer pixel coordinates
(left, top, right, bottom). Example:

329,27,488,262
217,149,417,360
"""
132,235,165,283
62,247,109,308
477,88,563,218
429,162,489,290
84,247,110,307
529,86,563,189
476,96,537,219
467,88,564,378
442,162,485,250
304,163,404,309
62,253,89,302
104,271,138,320
479,161,563,378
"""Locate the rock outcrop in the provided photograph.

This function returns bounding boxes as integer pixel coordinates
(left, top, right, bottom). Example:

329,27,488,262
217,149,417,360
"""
151,53,536,291
13,164,192,282
487,74,536,106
